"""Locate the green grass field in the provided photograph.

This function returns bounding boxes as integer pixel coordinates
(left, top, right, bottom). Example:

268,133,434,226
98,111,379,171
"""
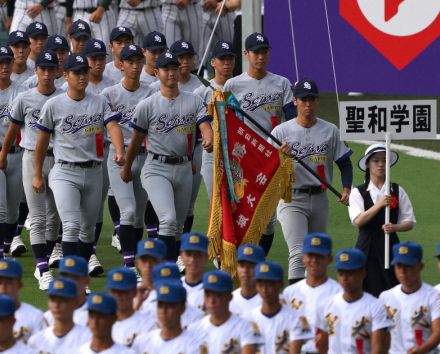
14,139,440,310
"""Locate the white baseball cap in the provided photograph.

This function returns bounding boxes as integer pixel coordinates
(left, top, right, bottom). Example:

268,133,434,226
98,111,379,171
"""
358,143,399,171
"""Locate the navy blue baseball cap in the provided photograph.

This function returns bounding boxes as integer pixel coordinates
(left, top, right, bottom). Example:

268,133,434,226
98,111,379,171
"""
83,38,107,57
156,282,187,303
120,44,144,61
87,292,117,314
255,261,284,281
48,277,78,298
0,295,16,317
245,32,270,51
391,242,423,266
303,233,332,256
110,26,133,42
8,31,30,46
64,54,89,72
69,19,91,39
155,51,180,69
137,238,166,259
152,262,181,286
203,270,233,293
59,256,88,277
36,50,58,68
45,35,69,51
143,31,167,51
237,244,265,264
294,79,319,98
26,21,48,38
0,46,14,61
212,40,235,58
335,248,366,270
170,39,195,56
180,232,208,253
0,259,22,278
107,267,137,290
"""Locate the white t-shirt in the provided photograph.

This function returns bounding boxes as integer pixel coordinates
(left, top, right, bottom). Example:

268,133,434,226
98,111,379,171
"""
14,302,45,344
132,328,204,354
187,313,263,354
112,311,156,347
0,341,38,354
379,283,440,354
244,304,314,354
229,288,262,317
181,277,204,311
76,342,136,354
317,292,392,354
435,284,440,292
282,278,341,353
44,301,88,327
28,324,91,354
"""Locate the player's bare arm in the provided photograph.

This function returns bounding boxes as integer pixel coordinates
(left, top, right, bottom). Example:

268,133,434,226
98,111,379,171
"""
0,122,21,170
289,339,305,354
120,129,144,182
317,331,328,354
407,318,440,354
127,0,141,6
338,187,351,205
199,121,213,152
202,0,217,11
26,3,44,18
370,328,390,354
175,0,189,10
382,220,414,234
353,195,392,227
89,6,105,23
241,344,257,354
279,141,292,156
32,130,51,193
106,120,125,166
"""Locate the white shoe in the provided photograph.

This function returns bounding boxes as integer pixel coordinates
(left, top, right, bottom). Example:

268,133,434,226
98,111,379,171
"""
39,271,53,291
24,217,31,231
111,232,121,253
11,236,26,257
88,254,104,277
34,267,40,281
176,256,186,274
49,243,63,268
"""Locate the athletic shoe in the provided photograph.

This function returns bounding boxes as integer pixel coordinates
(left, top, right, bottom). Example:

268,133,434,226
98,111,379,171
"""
10,236,26,257
176,256,186,274
39,271,53,291
111,232,121,253
24,217,31,231
34,267,40,281
88,254,104,277
49,243,63,268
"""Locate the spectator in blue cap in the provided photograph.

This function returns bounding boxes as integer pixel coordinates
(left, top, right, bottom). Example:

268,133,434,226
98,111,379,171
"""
106,267,155,346
380,241,440,354
318,248,391,354
0,259,45,344
8,31,33,86
28,277,91,353
82,292,136,353
179,232,208,310
229,243,265,316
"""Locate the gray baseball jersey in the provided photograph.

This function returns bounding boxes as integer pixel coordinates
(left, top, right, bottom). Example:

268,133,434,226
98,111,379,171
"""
11,66,35,86
26,57,35,70
8,88,64,150
0,82,23,144
139,70,158,86
130,90,208,156
22,75,65,90
36,92,120,162
101,82,153,144
224,71,294,136
104,61,124,83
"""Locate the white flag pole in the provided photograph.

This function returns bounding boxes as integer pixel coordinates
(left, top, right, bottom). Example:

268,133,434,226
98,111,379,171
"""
384,132,391,269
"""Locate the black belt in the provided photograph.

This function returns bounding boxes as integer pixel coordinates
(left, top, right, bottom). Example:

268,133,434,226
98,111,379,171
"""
293,186,324,195
0,146,23,154
150,153,191,164
47,149,54,157
121,6,153,11
75,7,97,13
58,160,102,168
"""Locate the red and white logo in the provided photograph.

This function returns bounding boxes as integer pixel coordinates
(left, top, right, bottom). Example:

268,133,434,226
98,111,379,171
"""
340,0,440,70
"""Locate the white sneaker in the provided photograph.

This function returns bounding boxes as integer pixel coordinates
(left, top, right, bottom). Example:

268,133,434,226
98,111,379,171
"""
24,217,31,231
88,254,104,277
111,232,121,252
11,236,26,257
49,243,63,268
34,267,40,281
176,256,186,274
39,271,53,291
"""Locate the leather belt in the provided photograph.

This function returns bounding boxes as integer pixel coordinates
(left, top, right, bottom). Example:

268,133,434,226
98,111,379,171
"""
150,153,191,164
58,160,102,168
0,146,23,154
293,186,324,195
74,7,97,13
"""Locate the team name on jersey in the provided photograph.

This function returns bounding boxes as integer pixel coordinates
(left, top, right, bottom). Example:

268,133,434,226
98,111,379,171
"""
114,104,135,126
241,92,282,112
28,109,40,128
156,113,196,134
61,113,103,135
0,104,10,120
291,142,329,160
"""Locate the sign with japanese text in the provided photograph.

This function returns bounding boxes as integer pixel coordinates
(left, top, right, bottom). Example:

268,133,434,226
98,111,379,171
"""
339,100,437,140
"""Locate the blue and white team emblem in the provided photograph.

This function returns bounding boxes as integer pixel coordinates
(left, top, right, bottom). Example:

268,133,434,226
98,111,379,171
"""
94,41,102,49
256,35,264,42
78,23,85,30
0,47,7,54
154,35,162,43
222,42,230,49
129,44,136,51
181,42,189,49
304,82,311,90
118,26,126,31
55,36,62,44
35,22,43,29
16,31,23,38
76,55,84,63
165,52,173,59
45,53,52,61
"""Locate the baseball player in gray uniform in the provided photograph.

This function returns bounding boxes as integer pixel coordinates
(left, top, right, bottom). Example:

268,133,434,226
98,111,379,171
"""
8,31,34,86
102,44,154,270
0,46,25,260
32,53,125,262
10,0,57,35
121,51,213,261
0,50,63,291
68,19,92,54
195,39,235,202
104,26,134,82
25,21,48,70
116,0,163,46
223,32,296,257
140,31,167,86
270,79,352,284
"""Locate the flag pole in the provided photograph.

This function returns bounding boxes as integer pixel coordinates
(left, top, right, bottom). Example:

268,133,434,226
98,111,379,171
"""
385,132,391,269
